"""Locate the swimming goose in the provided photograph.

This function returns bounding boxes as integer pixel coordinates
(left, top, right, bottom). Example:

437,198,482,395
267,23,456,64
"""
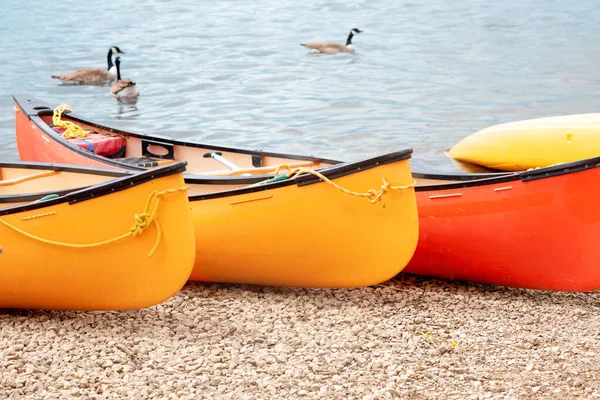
51,46,125,84
301,28,363,54
110,57,139,102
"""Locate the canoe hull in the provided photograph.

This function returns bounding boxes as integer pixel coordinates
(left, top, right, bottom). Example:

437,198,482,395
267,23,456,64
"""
405,163,600,292
189,158,419,287
0,166,195,310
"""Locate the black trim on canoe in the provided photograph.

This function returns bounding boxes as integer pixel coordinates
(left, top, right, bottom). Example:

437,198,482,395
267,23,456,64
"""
1,190,76,204
520,156,600,181
413,171,518,191
415,154,600,191
13,93,342,173
0,161,132,177
0,162,132,204
295,149,412,186
0,161,187,216
189,150,413,201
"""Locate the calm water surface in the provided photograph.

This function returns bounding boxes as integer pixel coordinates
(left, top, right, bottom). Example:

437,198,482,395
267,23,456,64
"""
1,0,600,171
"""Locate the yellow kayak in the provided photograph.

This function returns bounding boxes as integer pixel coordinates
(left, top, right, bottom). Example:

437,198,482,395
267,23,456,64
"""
0,161,195,310
448,113,600,171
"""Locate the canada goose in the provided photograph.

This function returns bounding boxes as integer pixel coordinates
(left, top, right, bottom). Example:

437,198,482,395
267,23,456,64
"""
301,28,363,54
51,46,125,84
110,57,139,102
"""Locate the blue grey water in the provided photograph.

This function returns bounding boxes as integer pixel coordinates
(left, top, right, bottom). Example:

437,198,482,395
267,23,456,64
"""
1,0,599,172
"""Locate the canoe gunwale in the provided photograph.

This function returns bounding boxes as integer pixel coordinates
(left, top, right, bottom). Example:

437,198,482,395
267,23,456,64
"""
1,189,81,204
66,161,187,204
188,150,414,202
415,154,600,191
520,158,600,182
414,172,518,192
0,161,187,216
12,93,342,170
295,150,413,186
0,160,132,177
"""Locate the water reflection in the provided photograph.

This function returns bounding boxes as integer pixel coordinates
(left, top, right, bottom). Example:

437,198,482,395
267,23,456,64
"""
115,102,140,119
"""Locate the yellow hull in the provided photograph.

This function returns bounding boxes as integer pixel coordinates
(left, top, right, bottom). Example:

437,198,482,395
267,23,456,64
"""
448,113,600,171
0,163,195,310
188,153,419,287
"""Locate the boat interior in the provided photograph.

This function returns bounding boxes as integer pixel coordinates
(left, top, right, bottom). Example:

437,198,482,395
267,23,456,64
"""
39,113,337,177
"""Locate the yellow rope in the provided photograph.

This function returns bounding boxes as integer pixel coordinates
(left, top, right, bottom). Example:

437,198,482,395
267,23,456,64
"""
0,186,189,257
271,166,416,206
20,211,57,221
52,104,90,139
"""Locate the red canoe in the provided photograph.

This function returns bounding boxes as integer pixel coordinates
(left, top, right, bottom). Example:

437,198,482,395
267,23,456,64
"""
13,93,600,291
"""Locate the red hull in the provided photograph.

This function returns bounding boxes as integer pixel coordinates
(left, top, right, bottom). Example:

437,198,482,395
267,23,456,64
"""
404,168,600,291
13,93,600,291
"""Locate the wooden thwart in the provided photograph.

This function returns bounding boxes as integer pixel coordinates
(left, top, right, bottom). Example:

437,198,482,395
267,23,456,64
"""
204,161,319,176
0,171,59,187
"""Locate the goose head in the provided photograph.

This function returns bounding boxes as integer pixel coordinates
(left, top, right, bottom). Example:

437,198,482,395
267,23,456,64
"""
107,46,125,75
346,28,363,47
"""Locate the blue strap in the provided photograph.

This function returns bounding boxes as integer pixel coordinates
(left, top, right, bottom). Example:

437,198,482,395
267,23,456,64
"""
80,139,95,154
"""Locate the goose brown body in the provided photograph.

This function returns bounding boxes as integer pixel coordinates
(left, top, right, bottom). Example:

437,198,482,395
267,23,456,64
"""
301,28,363,54
302,42,355,54
51,46,124,84
52,68,116,84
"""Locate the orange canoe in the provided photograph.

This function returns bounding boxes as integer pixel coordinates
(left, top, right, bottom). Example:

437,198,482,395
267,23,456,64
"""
14,93,600,291
0,161,195,310
405,161,600,291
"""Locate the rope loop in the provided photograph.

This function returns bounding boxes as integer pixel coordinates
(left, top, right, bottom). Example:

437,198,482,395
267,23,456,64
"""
271,167,416,206
52,104,90,139
273,164,293,176
0,186,189,258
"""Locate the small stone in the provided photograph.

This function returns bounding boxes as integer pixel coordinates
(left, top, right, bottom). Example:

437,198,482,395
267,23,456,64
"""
525,362,534,371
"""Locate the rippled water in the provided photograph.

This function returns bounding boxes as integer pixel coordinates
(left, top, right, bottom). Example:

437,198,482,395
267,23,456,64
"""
2,0,600,172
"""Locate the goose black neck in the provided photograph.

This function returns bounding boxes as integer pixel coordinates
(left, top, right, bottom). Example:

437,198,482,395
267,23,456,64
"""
116,60,122,80
106,49,114,70
346,32,354,46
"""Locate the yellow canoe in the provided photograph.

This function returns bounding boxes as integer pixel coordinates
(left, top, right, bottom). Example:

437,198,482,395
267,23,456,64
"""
0,161,195,310
448,113,600,171
188,151,419,287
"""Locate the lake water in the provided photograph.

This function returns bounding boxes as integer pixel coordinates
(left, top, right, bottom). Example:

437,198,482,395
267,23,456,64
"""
1,0,600,172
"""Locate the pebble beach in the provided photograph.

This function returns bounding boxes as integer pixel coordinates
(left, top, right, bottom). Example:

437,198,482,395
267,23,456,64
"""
1,274,599,399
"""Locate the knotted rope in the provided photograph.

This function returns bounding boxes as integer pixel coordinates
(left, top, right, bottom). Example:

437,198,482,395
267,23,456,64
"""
52,104,90,139
271,165,416,206
0,186,189,257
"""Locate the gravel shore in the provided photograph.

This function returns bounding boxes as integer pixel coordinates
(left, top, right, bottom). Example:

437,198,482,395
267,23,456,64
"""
1,274,599,399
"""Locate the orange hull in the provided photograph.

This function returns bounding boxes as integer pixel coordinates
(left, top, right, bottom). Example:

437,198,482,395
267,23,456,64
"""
405,163,600,291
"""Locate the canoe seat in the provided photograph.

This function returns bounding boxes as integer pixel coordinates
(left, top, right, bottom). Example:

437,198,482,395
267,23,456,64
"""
115,157,175,168
51,126,126,158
